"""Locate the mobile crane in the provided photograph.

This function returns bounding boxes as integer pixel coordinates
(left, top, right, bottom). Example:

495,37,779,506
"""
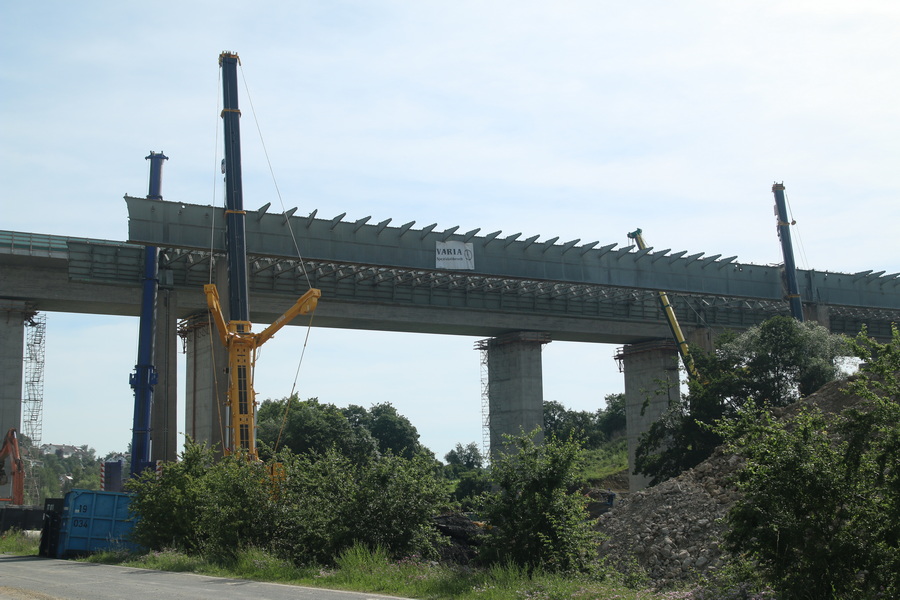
209,52,322,460
0,428,25,505
627,229,699,380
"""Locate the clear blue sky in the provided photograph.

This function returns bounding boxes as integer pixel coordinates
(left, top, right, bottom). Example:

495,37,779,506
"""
3,2,899,458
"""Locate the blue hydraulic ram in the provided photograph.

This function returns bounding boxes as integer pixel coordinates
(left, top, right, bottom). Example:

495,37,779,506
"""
128,151,167,477
771,182,804,322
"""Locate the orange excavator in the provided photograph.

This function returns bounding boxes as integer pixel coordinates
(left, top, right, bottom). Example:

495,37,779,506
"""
0,428,25,505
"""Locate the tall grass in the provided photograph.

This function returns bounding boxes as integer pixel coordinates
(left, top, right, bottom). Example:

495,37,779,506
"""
85,544,675,599
580,439,628,482
0,529,41,555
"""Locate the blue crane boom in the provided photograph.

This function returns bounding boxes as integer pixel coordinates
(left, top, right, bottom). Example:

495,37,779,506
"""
129,151,167,477
771,183,804,322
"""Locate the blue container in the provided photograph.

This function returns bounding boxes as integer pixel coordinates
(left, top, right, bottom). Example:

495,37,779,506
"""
56,489,139,557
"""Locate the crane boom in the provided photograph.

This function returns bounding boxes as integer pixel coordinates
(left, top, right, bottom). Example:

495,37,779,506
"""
205,51,321,461
627,229,699,380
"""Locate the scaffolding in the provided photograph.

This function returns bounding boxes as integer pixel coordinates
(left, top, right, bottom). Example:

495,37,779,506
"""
477,341,490,460
23,313,46,448
22,312,46,504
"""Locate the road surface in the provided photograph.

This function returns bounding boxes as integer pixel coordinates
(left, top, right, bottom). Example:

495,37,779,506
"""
0,555,412,600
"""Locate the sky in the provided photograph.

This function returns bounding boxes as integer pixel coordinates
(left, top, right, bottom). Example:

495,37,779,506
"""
3,1,900,459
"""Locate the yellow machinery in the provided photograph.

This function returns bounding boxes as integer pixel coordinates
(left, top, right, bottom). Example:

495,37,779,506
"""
204,285,321,460
627,229,699,380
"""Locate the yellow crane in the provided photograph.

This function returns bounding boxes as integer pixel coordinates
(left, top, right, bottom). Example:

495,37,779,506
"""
627,229,699,380
204,285,320,460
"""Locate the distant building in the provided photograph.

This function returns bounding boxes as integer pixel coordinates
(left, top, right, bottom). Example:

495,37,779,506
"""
40,443,80,458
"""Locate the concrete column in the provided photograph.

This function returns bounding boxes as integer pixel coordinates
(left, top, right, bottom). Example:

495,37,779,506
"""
151,287,178,463
621,340,680,491
485,331,551,460
0,301,27,435
685,326,715,354
0,301,27,504
183,312,227,456
804,303,831,329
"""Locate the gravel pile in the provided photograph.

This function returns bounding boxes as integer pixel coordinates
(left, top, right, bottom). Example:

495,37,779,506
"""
596,378,858,588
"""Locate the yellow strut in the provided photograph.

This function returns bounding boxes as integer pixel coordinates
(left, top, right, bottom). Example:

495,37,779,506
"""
204,284,321,460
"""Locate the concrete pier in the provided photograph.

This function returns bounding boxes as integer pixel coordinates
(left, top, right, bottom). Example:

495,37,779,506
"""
0,302,27,435
183,312,227,456
151,287,178,463
620,340,681,491
482,331,551,459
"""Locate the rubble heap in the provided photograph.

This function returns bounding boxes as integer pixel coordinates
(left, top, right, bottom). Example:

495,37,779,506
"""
596,378,860,588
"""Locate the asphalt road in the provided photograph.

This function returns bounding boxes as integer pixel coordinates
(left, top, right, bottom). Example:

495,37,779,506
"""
0,555,412,600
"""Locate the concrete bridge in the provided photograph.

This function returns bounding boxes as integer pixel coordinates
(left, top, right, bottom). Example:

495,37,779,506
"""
2,196,899,489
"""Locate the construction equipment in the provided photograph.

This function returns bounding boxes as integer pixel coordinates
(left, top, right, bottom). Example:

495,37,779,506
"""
207,52,321,460
0,428,25,505
627,229,699,380
128,151,167,478
771,183,804,322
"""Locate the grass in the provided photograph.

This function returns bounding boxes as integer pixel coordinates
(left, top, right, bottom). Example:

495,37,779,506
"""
0,528,41,555
75,543,687,600
0,525,714,599
580,439,628,482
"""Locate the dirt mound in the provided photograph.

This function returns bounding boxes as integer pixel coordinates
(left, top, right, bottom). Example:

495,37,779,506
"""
596,378,862,588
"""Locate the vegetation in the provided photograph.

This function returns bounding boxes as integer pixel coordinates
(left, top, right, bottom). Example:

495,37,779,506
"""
83,544,672,600
256,396,426,462
22,444,104,504
126,440,446,564
718,325,900,599
636,316,849,484
443,442,491,510
543,393,626,450
477,431,600,573
0,528,41,555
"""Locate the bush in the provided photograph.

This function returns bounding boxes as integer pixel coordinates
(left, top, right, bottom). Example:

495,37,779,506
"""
129,440,447,566
478,431,599,573
718,326,900,599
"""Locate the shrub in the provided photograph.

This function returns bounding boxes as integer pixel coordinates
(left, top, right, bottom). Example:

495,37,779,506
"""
478,431,599,573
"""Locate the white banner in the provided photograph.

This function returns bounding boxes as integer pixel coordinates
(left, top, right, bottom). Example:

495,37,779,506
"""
435,241,475,270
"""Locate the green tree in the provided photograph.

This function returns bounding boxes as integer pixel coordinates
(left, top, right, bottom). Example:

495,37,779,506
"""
257,396,377,463
636,316,848,484
543,400,608,449
345,402,423,459
718,325,900,599
596,393,626,439
478,431,599,573
444,442,484,471
444,442,489,510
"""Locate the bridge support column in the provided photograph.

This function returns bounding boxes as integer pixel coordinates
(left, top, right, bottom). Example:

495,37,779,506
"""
0,301,27,504
151,287,178,463
620,340,680,491
0,301,27,435
183,312,227,456
482,332,551,460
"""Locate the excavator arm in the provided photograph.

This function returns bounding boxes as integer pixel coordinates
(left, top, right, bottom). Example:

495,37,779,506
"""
0,428,25,505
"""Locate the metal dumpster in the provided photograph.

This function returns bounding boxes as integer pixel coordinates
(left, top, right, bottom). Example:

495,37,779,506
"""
56,489,139,558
